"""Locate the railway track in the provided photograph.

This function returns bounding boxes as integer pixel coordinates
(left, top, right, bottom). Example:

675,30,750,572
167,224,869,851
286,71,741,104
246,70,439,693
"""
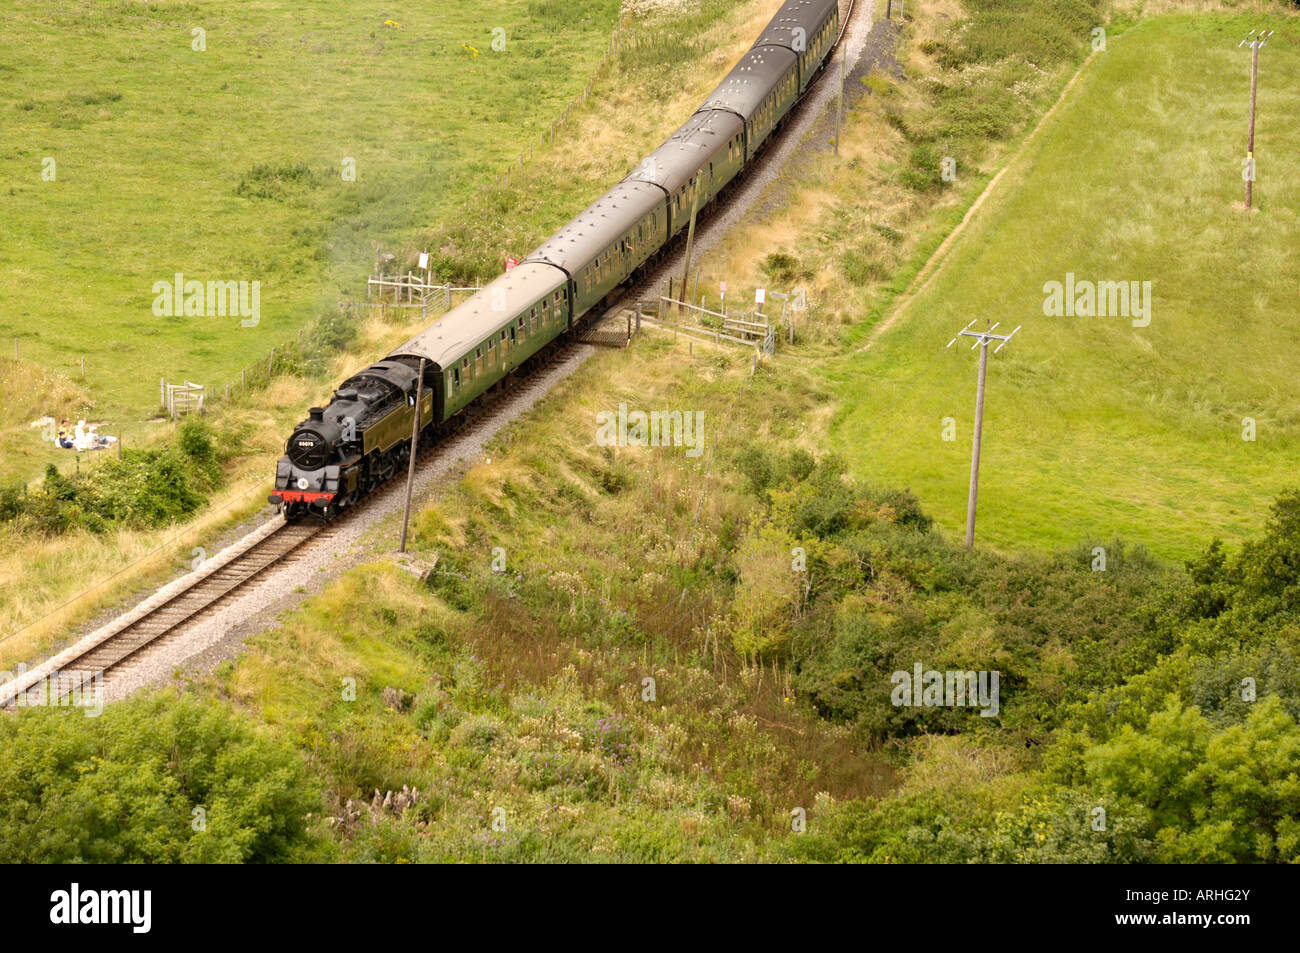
0,519,332,711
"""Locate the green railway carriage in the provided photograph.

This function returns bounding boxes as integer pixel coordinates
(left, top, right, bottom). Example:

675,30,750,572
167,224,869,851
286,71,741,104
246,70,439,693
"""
524,181,668,317
697,46,801,161
388,261,571,421
625,109,746,239
755,0,840,91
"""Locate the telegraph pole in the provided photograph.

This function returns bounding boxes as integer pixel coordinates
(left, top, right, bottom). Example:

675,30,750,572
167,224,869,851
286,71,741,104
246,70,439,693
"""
398,358,427,553
947,320,1020,549
679,177,703,316
1240,29,1272,210
834,48,845,155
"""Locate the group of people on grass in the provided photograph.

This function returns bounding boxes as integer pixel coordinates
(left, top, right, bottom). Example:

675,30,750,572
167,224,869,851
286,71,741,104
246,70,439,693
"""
53,418,116,452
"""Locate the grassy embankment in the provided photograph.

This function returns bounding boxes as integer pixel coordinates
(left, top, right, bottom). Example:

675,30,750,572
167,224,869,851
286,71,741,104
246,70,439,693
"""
826,8,1300,559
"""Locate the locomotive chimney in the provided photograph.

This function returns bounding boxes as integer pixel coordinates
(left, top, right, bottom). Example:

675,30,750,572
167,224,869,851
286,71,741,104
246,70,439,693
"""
308,407,324,422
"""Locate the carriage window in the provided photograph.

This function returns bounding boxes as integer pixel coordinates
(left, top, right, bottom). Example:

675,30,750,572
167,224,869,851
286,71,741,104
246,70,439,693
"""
452,368,460,388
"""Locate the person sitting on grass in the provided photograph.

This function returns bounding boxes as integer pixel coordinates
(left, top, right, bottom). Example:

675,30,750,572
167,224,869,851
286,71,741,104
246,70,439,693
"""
57,419,74,449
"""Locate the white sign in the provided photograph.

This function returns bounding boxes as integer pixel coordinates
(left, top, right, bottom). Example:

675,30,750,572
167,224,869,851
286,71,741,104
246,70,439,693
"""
720,280,727,293
418,252,429,269
755,288,766,305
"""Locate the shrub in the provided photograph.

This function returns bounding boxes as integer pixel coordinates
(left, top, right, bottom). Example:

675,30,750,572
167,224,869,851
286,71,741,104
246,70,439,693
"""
0,692,328,863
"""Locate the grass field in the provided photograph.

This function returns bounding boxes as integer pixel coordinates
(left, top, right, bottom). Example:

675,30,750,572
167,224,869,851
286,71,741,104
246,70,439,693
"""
0,0,623,484
831,12,1300,561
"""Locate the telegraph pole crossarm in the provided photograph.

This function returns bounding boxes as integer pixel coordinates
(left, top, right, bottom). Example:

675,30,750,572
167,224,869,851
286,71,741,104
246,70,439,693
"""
947,322,1020,550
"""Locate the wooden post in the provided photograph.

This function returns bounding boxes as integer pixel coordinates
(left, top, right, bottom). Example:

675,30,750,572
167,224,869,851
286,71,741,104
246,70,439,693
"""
398,358,427,554
80,356,85,378
268,348,274,380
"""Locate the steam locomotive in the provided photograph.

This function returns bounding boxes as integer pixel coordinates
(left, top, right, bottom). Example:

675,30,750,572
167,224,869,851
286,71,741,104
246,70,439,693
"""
271,0,841,520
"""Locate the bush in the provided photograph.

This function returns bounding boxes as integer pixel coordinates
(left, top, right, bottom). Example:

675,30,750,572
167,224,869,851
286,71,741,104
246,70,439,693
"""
235,162,324,202
0,692,328,863
760,252,811,287
840,246,893,285
0,482,21,522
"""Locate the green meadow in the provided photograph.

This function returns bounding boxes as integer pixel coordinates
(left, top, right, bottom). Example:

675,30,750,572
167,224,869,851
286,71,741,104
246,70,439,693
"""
832,14,1300,561
0,0,621,483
